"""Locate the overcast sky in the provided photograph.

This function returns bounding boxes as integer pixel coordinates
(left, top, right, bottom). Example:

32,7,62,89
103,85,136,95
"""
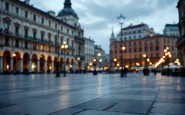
28,0,179,53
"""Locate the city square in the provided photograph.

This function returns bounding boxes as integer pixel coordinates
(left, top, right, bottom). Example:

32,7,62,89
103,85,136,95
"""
0,73,185,115
0,0,185,114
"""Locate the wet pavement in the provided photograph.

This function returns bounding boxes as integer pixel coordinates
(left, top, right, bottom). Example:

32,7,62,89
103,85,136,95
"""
0,73,185,115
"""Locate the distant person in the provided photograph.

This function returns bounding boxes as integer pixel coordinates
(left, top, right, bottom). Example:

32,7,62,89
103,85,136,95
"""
124,68,128,77
153,69,157,76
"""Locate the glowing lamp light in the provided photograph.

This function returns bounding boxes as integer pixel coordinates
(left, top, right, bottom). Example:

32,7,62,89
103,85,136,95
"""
77,57,80,61
98,53,101,57
13,53,16,57
143,54,146,58
94,59,96,62
122,46,126,51
114,59,117,62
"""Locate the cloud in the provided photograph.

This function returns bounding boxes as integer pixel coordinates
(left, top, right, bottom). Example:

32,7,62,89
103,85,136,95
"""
27,0,178,53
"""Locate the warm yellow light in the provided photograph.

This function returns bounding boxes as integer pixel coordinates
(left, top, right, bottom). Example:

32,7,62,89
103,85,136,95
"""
165,53,168,56
163,56,165,58
13,53,16,57
61,45,64,49
77,57,80,61
49,66,52,70
117,64,120,67
114,58,117,62
147,58,150,62
90,63,92,66
166,47,169,50
6,65,9,69
122,46,126,51
32,65,35,69
94,59,96,62
98,53,101,57
169,55,172,58
125,65,129,68
143,54,146,58
150,62,152,65
164,49,167,53
99,59,102,62
63,41,66,44
168,52,170,55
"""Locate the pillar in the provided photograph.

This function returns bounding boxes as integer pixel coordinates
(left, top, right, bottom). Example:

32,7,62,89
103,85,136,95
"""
44,60,47,73
20,58,23,73
29,59,32,72
51,61,54,73
0,56,2,73
37,60,40,73
10,57,13,72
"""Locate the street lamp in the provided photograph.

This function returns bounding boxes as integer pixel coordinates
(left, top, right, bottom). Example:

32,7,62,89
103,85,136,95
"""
61,41,68,77
93,58,97,75
121,46,126,77
117,14,126,77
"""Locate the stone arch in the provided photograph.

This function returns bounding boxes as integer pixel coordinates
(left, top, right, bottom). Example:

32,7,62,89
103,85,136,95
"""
23,53,30,72
66,58,70,71
32,54,38,73
13,52,21,72
54,57,58,73
47,56,52,73
40,55,45,73
3,50,11,72
60,57,64,71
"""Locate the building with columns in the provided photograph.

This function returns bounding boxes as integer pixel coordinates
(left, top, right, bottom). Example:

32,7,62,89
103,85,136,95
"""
177,0,185,67
0,0,85,73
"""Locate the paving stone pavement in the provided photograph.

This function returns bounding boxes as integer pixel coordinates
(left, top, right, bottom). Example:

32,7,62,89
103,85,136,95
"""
0,73,185,115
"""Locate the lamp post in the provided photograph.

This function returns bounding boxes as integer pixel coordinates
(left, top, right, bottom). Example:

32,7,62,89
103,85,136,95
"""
77,57,81,73
99,59,102,73
61,41,68,77
121,46,126,77
56,30,60,77
93,58,97,75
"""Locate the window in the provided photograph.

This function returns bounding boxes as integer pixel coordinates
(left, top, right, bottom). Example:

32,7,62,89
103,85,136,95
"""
129,48,132,53
129,36,132,40
25,11,28,18
15,40,19,48
150,40,153,44
133,31,136,34
124,37,127,40
129,42,131,46
145,40,148,45
139,35,141,38
125,32,127,35
156,46,159,51
156,39,159,44
15,26,19,36
138,30,141,33
41,18,44,25
134,48,137,52
150,47,153,51
134,42,136,46
33,31,37,39
48,20,51,27
25,42,28,49
16,7,19,15
61,26,63,32
145,47,148,52
55,36,58,44
55,23,57,29
33,43,36,50
33,14,36,22
5,37,9,46
5,2,9,11
134,36,136,39
139,41,142,45
48,33,51,42
24,28,28,38
67,29,69,34
139,47,142,52
4,22,9,32
41,33,44,41
164,39,166,43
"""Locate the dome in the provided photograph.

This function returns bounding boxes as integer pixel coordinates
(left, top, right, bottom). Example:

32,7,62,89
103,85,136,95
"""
58,8,78,18
58,0,78,19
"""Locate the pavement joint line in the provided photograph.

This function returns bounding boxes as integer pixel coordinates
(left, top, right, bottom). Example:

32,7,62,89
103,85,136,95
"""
72,109,87,115
146,77,163,115
103,103,117,111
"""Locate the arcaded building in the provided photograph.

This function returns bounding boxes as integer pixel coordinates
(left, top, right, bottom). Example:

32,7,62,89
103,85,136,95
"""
0,0,85,73
177,0,185,67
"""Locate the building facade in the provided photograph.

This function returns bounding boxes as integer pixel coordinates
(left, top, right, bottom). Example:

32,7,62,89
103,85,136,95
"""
84,37,94,68
163,24,179,37
117,23,155,41
0,0,85,73
110,34,178,69
177,0,185,67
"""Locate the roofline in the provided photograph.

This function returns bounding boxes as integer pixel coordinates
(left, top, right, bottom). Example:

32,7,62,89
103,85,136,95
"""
13,0,81,30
